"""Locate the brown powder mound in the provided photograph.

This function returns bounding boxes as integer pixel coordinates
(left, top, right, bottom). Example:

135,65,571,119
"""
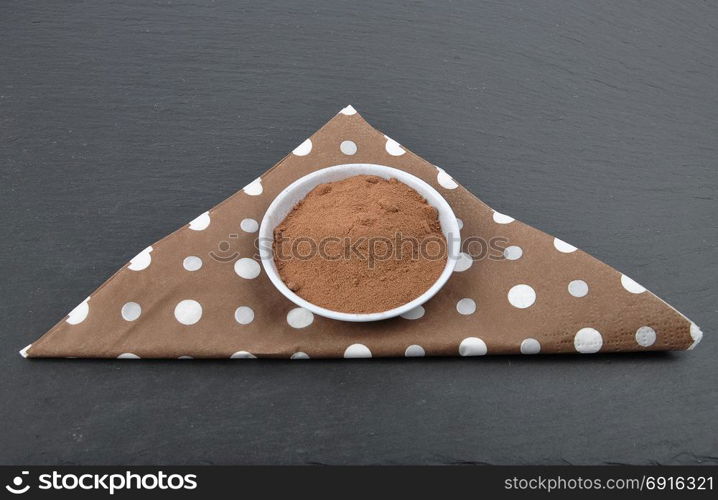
273,175,447,314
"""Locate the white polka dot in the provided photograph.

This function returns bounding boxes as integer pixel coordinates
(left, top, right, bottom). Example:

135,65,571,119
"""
178,356,193,360
183,256,203,271
189,211,210,231
574,327,603,353
503,245,523,260
436,166,458,189
507,284,536,309
287,307,314,328
459,337,487,356
292,138,312,156
621,274,646,294
456,298,476,315
635,326,656,347
121,302,141,321
234,258,261,279
174,299,202,325
404,345,425,357
240,218,258,233
493,211,514,224
689,323,703,350
66,297,90,325
234,306,254,325
456,218,464,230
520,338,541,354
454,252,473,272
230,351,256,359
243,178,263,196
568,280,589,297
340,140,357,155
117,353,140,359
400,306,425,320
384,135,405,156
340,105,357,115
344,344,372,358
19,344,32,359
128,246,153,271
291,352,310,360
553,237,577,253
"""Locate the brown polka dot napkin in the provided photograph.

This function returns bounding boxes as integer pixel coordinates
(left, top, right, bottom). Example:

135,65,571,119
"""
22,106,702,359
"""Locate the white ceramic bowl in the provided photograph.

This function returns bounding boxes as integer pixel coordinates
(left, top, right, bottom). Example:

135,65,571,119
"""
259,164,460,322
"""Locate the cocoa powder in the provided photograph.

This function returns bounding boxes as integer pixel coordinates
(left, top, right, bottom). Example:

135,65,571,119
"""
273,175,447,313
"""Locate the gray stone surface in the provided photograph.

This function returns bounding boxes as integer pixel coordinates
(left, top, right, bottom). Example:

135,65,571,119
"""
1,0,715,464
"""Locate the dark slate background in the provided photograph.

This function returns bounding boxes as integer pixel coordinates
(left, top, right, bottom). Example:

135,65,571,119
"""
1,1,716,465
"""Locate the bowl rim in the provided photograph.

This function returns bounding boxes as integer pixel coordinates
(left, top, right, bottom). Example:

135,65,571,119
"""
258,163,460,322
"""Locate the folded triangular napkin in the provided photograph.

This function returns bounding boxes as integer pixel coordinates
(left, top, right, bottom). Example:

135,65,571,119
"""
22,106,702,359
